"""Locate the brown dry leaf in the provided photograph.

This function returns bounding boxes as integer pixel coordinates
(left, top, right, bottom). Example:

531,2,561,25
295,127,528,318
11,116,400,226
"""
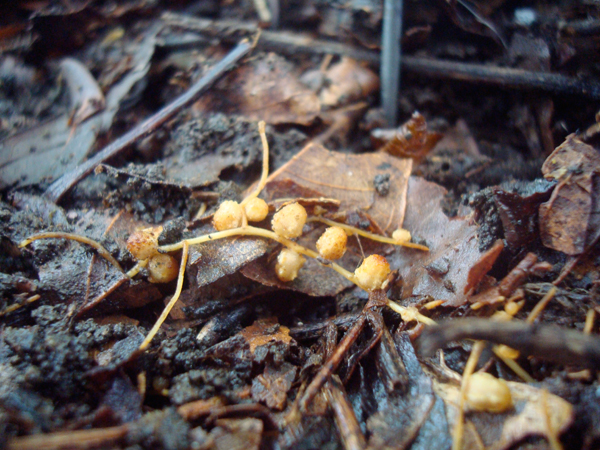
243,145,410,297
195,52,320,125
239,318,293,354
317,57,379,108
372,112,443,162
260,179,341,216
434,379,573,450
265,142,413,233
251,362,297,410
540,134,600,255
390,177,483,306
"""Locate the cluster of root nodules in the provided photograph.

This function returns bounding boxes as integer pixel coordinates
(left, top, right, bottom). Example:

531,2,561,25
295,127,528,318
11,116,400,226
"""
123,121,426,350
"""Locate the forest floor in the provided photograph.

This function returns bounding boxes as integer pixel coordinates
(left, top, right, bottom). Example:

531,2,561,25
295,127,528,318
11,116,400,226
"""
1,1,600,449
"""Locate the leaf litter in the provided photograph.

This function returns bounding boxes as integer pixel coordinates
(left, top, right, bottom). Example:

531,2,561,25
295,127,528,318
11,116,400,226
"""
2,2,600,450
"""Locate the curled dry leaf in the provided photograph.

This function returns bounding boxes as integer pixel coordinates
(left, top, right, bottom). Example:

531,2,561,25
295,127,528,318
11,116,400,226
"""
463,239,504,296
493,180,554,249
0,26,159,189
60,58,105,126
372,111,443,162
539,134,600,255
317,57,380,108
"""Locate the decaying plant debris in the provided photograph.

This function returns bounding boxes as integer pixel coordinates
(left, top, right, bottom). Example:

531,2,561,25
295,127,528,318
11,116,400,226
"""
2,1,600,449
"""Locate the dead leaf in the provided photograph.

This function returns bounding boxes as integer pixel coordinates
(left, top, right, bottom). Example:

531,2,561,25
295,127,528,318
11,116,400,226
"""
539,134,600,255
195,52,320,125
368,332,452,449
0,25,159,189
12,197,162,316
372,112,443,163
390,176,483,306
433,379,573,450
493,180,554,249
464,239,504,296
264,180,341,216
442,0,507,47
187,226,268,290
241,242,356,297
317,57,379,108
265,142,413,233
60,58,105,126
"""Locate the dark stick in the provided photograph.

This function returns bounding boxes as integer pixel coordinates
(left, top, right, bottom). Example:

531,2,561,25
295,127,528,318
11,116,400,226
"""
417,318,600,369
299,308,368,413
298,289,388,412
380,0,403,126
402,56,600,99
162,13,600,100
44,39,253,203
324,375,367,450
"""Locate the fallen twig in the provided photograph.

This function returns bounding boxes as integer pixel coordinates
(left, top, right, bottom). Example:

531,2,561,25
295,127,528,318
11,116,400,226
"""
297,289,388,412
325,375,367,450
7,425,129,450
44,39,253,203
418,318,600,369
162,13,600,100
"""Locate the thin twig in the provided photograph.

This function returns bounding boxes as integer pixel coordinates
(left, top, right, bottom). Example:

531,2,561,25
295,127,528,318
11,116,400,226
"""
418,318,600,369
162,14,600,100
44,39,253,203
7,425,129,450
298,289,388,412
325,375,367,450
